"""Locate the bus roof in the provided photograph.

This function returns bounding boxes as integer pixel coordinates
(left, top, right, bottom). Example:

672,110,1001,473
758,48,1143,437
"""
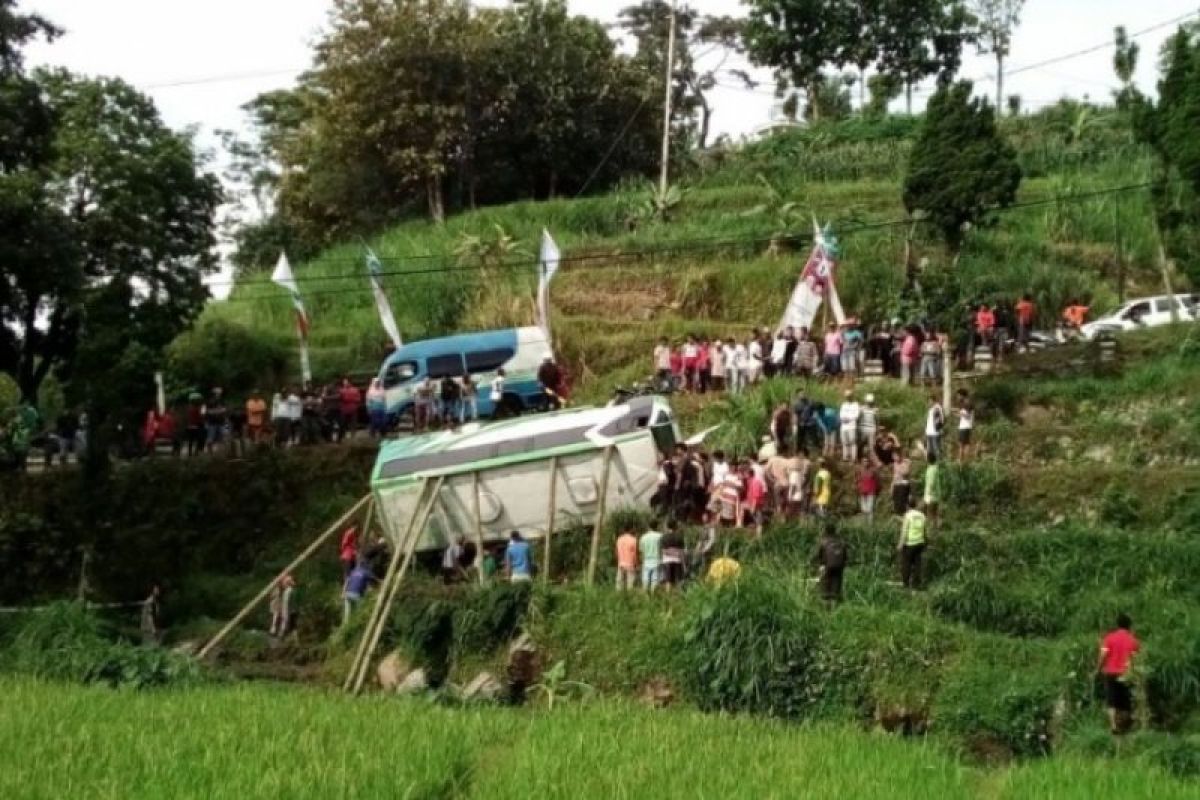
371,396,669,484
381,326,546,369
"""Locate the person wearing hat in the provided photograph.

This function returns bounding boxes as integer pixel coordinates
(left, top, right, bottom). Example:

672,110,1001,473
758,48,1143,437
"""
838,390,862,463
860,393,879,459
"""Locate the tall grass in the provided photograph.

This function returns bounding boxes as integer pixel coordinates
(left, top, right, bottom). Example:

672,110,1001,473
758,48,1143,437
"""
3,678,1196,799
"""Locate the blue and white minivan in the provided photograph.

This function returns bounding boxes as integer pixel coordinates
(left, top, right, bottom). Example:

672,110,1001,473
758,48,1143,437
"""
378,327,554,420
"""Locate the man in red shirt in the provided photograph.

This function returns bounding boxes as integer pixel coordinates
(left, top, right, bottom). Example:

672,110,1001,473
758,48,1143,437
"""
1098,613,1140,734
1015,293,1035,351
338,377,363,442
974,304,996,349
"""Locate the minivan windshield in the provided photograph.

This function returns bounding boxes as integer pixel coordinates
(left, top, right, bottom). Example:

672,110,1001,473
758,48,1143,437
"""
382,360,418,388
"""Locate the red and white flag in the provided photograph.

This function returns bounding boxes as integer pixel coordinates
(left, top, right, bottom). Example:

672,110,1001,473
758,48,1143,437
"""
272,252,312,385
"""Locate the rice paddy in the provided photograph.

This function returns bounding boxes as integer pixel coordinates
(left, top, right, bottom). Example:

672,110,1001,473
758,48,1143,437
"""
1,678,1195,800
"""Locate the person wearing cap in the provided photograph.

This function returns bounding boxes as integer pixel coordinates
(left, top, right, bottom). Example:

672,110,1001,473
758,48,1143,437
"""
860,394,879,458
838,390,862,463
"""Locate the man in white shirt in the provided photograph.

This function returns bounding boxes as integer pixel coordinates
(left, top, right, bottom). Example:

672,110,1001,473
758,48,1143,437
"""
710,450,731,489
925,394,945,460
710,339,726,392
653,337,671,383
747,338,763,385
838,390,862,463
730,342,747,394
285,388,303,445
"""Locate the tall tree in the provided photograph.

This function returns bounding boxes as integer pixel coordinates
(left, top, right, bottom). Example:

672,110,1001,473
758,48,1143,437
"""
742,0,844,121
876,0,974,113
903,80,1021,256
618,2,746,149
1112,25,1141,111
971,0,1024,111
1132,28,1200,284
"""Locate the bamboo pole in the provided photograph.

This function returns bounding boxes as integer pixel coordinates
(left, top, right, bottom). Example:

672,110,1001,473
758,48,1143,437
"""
472,471,485,586
586,446,615,586
350,477,444,694
199,493,371,660
543,456,559,584
343,479,436,691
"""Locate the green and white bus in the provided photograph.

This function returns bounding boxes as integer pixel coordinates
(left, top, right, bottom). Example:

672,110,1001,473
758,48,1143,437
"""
370,396,680,552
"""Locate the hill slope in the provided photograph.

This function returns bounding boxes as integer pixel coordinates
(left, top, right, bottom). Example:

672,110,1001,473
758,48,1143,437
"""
180,110,1173,399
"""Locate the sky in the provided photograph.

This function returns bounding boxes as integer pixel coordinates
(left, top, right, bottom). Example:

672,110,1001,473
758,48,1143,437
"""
18,0,1200,295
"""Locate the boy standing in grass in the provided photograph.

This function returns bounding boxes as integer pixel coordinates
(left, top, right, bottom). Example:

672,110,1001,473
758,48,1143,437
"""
504,531,534,583
812,523,848,606
615,528,639,591
1099,613,1140,735
812,458,833,517
923,454,943,532
639,526,664,592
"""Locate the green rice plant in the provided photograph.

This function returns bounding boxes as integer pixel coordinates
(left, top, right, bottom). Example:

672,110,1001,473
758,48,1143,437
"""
675,575,820,718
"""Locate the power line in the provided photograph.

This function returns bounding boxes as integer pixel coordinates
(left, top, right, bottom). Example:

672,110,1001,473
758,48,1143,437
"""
213,180,1153,303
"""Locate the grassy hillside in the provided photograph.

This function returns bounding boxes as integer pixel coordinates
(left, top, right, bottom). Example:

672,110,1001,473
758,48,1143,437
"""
3,679,1197,800
183,109,1173,399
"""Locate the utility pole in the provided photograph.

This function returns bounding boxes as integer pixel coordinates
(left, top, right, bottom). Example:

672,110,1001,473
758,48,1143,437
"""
658,0,677,198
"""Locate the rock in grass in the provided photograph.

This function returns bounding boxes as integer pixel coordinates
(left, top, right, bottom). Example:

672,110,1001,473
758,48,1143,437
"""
377,651,411,692
396,667,428,695
462,671,503,703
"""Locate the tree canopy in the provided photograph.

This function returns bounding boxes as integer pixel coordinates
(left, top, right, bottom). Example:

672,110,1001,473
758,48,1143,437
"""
903,80,1021,254
0,0,219,415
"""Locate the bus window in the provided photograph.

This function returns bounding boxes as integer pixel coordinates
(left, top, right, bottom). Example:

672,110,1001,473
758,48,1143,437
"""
465,348,515,373
427,353,465,379
383,361,418,388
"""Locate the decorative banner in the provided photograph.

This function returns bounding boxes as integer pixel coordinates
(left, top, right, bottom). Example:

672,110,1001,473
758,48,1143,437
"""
365,247,403,349
536,229,561,340
778,220,846,333
271,252,313,385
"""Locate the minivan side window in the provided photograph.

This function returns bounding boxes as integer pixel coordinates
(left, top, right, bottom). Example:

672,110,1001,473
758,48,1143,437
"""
465,348,515,373
1154,297,1172,313
1124,302,1151,320
383,361,418,388
427,353,465,379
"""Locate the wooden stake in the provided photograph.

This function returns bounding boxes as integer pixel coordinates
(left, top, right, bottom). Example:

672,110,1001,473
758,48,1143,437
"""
543,456,559,584
199,493,371,660
350,476,444,694
343,480,434,691
586,446,615,587
472,471,485,586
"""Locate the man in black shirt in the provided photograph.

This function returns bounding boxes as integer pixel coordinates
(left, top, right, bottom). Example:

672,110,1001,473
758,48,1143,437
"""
812,523,848,607
538,357,562,410
440,375,462,429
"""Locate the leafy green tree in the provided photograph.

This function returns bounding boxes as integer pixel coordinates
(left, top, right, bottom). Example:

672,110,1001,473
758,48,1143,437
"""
742,0,844,121
618,2,747,149
876,0,974,113
1112,25,1141,111
866,71,904,116
903,80,1021,256
1133,28,1200,283
970,0,1024,111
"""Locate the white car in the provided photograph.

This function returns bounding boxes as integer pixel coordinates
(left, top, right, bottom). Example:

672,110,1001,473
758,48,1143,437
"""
1080,294,1200,340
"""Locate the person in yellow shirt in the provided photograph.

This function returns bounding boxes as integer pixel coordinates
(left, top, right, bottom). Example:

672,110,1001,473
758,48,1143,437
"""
812,457,833,517
897,498,927,589
707,555,742,586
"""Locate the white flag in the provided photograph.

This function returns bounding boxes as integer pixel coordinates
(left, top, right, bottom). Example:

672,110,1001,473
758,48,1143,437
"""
366,247,403,349
778,221,846,333
536,229,561,338
271,252,312,385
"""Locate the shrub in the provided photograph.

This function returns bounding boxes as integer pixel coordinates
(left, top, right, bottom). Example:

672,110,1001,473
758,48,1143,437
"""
2,602,200,689
941,462,1018,515
167,315,291,397
1099,485,1142,528
452,582,532,656
675,576,820,718
933,638,1069,759
973,379,1024,422
930,576,1065,638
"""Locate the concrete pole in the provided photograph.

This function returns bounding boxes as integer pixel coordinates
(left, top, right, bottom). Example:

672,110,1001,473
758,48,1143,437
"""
657,0,677,199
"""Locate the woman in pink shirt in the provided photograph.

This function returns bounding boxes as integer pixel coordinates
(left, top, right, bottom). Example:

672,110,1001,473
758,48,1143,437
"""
743,465,767,538
822,323,843,378
900,329,919,385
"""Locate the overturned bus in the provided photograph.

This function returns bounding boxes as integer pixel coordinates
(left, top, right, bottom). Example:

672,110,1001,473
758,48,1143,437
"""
370,396,681,553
